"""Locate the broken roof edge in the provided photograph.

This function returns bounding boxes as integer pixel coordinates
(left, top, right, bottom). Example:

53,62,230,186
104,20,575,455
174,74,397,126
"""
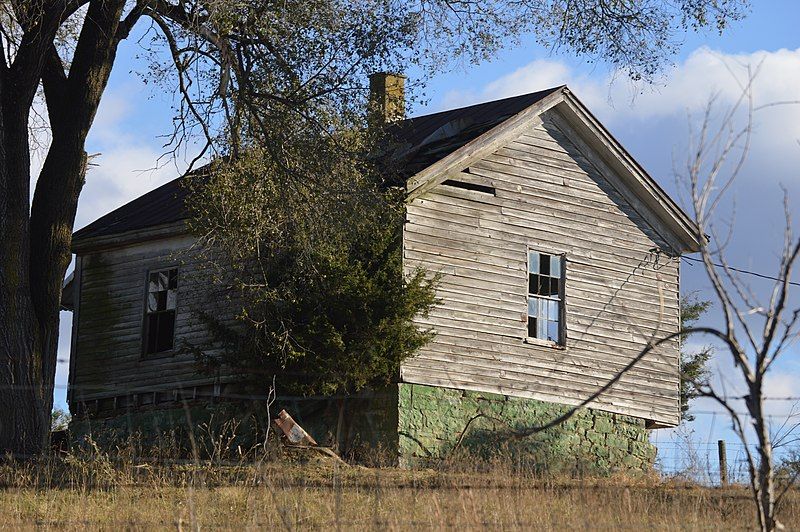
405,85,702,254
405,86,567,197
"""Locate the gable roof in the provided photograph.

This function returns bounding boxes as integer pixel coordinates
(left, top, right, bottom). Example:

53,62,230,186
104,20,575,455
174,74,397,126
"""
71,86,700,253
405,86,701,252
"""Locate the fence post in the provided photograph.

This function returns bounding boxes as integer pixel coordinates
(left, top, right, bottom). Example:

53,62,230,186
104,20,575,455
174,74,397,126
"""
718,439,728,487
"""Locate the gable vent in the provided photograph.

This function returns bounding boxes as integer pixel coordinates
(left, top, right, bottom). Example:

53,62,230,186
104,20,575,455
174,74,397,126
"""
442,179,496,195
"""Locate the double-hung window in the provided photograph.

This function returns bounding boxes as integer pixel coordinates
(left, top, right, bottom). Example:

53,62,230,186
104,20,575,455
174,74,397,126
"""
143,268,178,355
527,250,564,345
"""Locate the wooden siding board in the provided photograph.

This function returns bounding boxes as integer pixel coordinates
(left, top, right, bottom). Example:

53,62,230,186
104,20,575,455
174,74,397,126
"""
405,208,675,267
409,353,677,406
70,236,234,406
401,367,675,421
424,330,677,378
402,112,681,426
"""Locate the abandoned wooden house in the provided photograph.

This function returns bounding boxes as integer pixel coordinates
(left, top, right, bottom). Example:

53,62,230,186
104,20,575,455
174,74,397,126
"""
62,76,700,471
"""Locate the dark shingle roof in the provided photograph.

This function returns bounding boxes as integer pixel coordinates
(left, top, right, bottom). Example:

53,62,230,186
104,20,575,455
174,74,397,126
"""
72,87,561,244
72,176,190,241
389,87,562,176
72,164,216,242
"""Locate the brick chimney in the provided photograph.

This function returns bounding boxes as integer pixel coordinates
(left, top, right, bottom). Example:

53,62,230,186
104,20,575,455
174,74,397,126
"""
369,72,406,123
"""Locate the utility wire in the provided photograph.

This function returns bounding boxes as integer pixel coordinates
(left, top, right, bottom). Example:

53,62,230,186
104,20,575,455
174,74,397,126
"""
682,255,800,288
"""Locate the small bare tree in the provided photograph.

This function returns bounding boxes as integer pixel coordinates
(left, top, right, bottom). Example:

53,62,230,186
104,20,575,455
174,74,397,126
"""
676,68,800,532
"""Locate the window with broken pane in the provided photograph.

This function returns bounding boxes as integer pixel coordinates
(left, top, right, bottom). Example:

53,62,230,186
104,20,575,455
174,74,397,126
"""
527,251,564,344
143,268,178,355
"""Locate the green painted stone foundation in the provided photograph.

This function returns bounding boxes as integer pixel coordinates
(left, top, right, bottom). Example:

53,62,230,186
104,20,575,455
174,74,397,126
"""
71,383,656,474
396,383,656,474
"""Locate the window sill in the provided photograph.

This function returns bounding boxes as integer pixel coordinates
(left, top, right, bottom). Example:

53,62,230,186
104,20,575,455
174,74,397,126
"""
140,349,178,361
524,337,565,350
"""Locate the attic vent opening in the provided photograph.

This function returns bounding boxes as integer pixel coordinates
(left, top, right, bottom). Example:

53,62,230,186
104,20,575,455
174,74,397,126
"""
442,179,495,195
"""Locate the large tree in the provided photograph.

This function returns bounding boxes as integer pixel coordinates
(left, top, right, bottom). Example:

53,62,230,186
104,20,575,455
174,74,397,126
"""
0,0,748,455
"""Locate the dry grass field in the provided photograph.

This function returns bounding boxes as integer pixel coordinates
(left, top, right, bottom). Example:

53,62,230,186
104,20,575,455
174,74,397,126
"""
1,452,798,531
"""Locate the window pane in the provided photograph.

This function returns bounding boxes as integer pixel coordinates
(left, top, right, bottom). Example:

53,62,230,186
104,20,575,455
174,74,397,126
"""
528,298,538,317
528,251,539,274
147,293,158,312
168,269,178,289
540,254,550,276
537,317,548,339
158,271,169,290
166,289,177,310
528,317,537,338
156,291,167,311
547,320,559,342
536,275,548,296
548,300,559,320
146,313,160,353
539,299,548,321
550,255,561,278
549,277,560,297
528,273,538,295
155,311,175,352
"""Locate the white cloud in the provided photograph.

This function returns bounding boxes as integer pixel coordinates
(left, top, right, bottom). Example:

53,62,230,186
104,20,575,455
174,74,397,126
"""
444,47,800,116
444,47,800,176
75,147,179,230
439,59,587,109
74,85,188,230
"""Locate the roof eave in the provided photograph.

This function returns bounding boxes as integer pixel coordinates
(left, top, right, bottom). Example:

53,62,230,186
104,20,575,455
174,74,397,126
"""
71,220,190,254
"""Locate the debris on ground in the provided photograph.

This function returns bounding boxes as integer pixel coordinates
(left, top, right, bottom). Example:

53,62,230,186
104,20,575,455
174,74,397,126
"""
273,409,351,466
273,409,317,445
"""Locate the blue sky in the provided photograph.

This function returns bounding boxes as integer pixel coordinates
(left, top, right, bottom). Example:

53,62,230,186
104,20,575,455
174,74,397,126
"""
55,2,800,477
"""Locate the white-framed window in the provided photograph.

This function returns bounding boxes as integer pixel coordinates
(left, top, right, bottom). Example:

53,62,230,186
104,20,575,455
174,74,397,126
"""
527,250,564,345
143,267,178,355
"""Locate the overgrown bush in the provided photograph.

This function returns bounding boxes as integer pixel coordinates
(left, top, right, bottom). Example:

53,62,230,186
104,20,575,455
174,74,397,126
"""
185,145,439,397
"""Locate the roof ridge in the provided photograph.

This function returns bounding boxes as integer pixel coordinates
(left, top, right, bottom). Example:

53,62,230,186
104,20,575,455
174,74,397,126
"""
399,85,565,124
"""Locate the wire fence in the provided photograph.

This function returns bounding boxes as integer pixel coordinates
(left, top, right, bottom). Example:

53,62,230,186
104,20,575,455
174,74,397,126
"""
5,377,800,490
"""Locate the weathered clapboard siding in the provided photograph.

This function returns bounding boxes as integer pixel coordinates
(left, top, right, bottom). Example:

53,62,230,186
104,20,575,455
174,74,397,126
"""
70,235,233,403
401,108,681,426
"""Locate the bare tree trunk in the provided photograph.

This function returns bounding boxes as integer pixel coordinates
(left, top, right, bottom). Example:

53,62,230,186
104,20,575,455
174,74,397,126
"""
749,384,776,531
0,87,50,455
0,122,88,456
0,0,125,456
681,78,800,531
29,138,89,427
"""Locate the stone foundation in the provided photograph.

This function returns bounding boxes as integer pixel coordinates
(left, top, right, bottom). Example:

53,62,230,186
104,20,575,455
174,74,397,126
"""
397,383,656,474
71,383,656,473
